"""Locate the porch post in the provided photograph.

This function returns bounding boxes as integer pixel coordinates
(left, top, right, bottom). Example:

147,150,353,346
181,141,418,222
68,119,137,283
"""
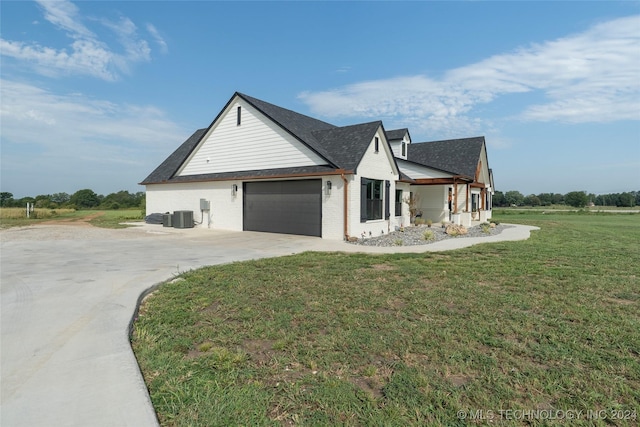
465,183,470,212
453,178,458,214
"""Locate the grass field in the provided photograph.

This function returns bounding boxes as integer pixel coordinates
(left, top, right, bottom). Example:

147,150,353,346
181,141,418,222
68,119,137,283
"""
0,208,143,229
131,213,639,426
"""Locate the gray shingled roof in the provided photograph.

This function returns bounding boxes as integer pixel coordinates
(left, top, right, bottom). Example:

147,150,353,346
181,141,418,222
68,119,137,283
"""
385,128,409,141
141,93,393,184
407,137,485,179
312,121,383,172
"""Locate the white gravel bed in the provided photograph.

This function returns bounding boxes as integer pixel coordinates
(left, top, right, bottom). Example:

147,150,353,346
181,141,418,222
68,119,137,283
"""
348,223,510,247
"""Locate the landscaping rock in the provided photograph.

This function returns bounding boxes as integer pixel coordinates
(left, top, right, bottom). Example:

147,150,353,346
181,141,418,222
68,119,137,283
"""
445,224,468,236
348,223,509,247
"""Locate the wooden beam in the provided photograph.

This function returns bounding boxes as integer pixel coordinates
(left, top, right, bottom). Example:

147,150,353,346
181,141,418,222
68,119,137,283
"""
466,183,470,212
454,178,459,214
413,176,473,185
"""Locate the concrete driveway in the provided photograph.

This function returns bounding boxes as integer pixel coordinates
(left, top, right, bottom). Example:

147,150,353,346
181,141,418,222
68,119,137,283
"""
1,222,538,426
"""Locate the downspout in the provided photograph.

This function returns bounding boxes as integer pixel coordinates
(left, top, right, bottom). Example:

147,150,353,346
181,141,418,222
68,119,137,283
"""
341,173,349,240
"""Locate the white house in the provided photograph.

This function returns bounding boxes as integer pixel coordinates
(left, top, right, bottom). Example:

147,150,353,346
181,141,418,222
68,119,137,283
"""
141,92,493,240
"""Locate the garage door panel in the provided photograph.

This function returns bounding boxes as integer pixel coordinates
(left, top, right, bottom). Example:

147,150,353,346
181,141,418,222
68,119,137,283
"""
243,180,321,237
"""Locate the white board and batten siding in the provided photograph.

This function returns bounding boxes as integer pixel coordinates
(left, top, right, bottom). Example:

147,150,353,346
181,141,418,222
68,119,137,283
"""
177,98,326,177
389,133,410,160
397,159,453,180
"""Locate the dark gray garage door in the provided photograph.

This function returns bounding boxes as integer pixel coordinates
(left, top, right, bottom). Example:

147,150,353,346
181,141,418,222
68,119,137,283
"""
243,180,322,237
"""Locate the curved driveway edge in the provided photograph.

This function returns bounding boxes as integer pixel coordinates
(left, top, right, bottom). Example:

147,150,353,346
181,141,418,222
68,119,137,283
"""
1,223,538,426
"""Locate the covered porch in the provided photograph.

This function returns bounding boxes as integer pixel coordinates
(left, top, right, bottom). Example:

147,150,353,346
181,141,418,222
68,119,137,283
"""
410,177,492,226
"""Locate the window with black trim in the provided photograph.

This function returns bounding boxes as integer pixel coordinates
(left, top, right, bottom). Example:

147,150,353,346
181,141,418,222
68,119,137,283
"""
374,136,379,153
401,141,406,157
360,178,383,221
395,189,403,216
237,106,241,126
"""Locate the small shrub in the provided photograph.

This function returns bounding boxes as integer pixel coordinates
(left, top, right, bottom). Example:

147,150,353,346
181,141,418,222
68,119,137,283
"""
394,239,404,246
423,230,435,241
414,218,426,225
480,222,491,234
426,219,433,227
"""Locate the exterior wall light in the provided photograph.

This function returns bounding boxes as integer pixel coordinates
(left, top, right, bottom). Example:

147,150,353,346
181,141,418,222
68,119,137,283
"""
326,180,332,195
232,184,238,196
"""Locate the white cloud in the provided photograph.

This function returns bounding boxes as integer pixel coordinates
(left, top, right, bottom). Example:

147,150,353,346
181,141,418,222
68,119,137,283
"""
0,0,164,81
0,79,186,194
1,79,183,149
146,23,168,54
35,0,94,39
299,15,640,136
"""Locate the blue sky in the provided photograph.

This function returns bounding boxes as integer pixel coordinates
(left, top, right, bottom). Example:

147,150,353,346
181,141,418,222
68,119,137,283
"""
1,1,639,198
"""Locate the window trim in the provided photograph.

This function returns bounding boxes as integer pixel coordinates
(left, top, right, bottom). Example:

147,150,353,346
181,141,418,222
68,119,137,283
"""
374,136,379,153
360,178,383,222
237,106,241,126
395,189,403,217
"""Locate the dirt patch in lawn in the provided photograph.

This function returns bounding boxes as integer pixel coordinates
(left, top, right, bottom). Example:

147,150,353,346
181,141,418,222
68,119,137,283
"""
39,212,104,227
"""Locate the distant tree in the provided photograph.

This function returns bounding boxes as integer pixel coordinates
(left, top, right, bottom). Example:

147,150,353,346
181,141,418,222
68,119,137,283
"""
493,191,506,207
505,190,524,206
552,193,564,205
0,192,14,207
70,189,100,209
565,191,588,208
100,190,145,209
537,193,554,206
617,192,635,207
34,194,53,208
51,192,71,205
524,194,541,206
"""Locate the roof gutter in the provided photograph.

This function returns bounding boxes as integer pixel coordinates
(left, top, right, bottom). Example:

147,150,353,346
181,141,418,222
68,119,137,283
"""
141,169,353,186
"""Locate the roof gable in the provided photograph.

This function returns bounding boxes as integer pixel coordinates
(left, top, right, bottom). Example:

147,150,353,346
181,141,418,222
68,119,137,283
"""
386,128,411,142
407,136,485,179
312,121,384,172
176,96,328,176
238,93,339,166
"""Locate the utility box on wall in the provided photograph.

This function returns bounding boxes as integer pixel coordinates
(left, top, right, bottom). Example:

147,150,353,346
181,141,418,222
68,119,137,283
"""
173,210,194,228
200,198,210,210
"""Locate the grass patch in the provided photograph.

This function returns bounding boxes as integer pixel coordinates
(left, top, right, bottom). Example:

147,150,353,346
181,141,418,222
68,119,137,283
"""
87,209,144,228
0,208,143,229
132,214,640,426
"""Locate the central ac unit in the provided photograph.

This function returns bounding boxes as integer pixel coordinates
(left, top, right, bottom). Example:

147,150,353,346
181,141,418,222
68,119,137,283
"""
173,210,194,228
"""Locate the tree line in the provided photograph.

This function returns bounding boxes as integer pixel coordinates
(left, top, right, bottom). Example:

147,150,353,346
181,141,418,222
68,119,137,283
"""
493,190,639,208
0,189,145,210
2,188,637,211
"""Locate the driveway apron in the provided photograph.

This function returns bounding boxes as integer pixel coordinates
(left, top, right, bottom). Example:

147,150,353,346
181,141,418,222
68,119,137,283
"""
0,226,326,427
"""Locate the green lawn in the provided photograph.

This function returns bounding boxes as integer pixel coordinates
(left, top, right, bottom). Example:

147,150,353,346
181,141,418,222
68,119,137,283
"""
131,213,639,426
0,208,143,229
